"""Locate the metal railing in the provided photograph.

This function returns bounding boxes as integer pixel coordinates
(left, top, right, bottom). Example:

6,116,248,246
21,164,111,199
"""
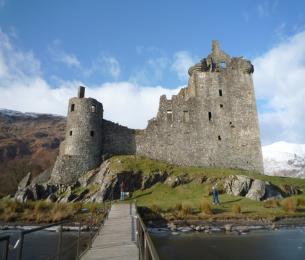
0,235,10,260
0,202,111,260
135,206,160,260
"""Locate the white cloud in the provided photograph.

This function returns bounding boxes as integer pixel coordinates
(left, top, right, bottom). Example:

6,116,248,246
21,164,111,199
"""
0,29,179,129
254,30,305,144
171,51,196,81
101,56,121,79
257,1,278,18
0,28,41,80
129,56,169,84
48,40,80,68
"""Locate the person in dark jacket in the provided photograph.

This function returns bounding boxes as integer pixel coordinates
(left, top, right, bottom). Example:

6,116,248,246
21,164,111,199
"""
212,185,220,205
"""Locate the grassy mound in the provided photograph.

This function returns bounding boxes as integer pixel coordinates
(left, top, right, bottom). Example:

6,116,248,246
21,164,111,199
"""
109,155,305,221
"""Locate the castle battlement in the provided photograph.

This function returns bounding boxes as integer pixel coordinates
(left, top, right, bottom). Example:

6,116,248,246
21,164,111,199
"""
50,41,263,184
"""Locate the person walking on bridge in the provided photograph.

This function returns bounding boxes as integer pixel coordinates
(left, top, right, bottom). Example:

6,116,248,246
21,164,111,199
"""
120,181,125,200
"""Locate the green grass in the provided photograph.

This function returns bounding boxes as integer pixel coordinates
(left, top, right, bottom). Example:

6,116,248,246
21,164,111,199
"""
128,183,305,221
108,155,305,220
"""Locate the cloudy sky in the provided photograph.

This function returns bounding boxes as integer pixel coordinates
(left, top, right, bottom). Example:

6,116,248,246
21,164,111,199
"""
0,0,305,145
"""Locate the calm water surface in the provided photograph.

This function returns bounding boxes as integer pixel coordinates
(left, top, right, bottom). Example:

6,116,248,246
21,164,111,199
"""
152,228,305,260
0,229,89,260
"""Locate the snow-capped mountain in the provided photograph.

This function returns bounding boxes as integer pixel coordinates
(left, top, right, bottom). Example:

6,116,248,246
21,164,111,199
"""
0,108,62,119
262,141,305,179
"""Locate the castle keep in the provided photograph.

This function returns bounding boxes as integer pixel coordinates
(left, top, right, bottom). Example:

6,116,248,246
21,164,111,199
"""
50,41,264,184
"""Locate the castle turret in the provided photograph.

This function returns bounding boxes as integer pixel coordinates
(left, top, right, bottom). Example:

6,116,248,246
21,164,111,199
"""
50,86,103,184
64,86,103,158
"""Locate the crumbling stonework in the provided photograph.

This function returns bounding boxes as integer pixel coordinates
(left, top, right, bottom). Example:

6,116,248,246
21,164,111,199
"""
50,41,264,184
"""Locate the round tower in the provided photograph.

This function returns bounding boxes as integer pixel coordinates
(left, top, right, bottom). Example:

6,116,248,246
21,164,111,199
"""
64,86,103,162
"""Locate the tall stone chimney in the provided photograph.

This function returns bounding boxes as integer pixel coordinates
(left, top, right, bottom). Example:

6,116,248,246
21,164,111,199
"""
78,86,85,98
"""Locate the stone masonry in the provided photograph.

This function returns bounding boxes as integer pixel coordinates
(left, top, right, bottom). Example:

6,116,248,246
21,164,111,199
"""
50,41,264,184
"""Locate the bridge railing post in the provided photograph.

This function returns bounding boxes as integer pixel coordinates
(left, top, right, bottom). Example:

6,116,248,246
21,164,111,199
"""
76,222,81,259
57,225,63,260
1,236,10,260
16,232,24,260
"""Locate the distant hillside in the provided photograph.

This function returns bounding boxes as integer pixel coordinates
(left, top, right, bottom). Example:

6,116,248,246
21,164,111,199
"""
263,141,305,179
0,109,65,196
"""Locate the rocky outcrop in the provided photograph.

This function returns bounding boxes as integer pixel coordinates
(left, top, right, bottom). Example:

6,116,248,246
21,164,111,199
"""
223,175,284,201
13,157,302,204
245,180,266,201
165,174,191,188
224,175,252,196
142,171,168,189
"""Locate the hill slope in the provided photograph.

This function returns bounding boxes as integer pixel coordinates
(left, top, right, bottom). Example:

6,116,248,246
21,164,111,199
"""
0,109,65,196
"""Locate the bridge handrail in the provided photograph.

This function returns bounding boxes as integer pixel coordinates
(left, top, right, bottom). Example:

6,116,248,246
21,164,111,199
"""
135,205,160,260
0,235,10,260
0,201,111,260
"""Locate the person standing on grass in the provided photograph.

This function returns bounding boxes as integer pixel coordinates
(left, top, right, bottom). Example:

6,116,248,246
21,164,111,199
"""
212,185,220,205
120,181,125,200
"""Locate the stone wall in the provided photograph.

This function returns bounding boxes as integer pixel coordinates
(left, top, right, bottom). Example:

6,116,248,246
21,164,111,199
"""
102,119,136,155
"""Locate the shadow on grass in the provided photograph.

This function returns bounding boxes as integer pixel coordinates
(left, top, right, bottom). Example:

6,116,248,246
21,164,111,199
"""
129,191,153,200
212,208,227,214
220,198,243,204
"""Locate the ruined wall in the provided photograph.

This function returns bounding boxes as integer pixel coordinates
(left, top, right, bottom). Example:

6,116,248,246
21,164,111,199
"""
135,42,263,173
102,119,136,156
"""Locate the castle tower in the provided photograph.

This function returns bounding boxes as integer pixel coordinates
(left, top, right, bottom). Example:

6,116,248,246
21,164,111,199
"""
136,41,264,173
63,86,103,158
50,86,103,184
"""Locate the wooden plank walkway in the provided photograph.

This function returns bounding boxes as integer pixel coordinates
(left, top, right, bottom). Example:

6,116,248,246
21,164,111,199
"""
82,203,138,260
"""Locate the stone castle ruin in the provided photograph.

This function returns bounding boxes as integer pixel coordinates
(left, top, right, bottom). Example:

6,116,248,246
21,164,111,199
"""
50,41,264,184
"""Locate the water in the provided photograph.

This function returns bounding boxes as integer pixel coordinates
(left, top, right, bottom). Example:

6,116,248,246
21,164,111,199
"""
151,228,305,260
0,229,90,260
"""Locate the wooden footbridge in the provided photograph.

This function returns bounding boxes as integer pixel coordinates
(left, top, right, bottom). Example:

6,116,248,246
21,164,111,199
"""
0,203,159,260
82,203,160,260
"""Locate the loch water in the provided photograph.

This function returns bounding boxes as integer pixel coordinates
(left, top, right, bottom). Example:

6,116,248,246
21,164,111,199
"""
0,229,89,260
151,227,305,260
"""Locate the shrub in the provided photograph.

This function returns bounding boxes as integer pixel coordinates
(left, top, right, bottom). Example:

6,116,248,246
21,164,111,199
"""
34,201,51,213
51,203,72,222
232,204,241,214
281,198,297,213
263,199,279,208
151,204,161,214
200,200,213,215
297,197,305,207
181,203,192,216
175,202,182,211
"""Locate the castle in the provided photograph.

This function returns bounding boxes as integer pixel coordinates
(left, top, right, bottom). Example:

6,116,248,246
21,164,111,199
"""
50,41,264,184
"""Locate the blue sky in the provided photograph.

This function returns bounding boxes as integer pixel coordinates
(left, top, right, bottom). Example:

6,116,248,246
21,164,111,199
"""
0,0,305,145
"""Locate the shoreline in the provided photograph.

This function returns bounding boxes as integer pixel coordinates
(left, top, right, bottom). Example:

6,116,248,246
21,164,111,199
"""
146,216,305,235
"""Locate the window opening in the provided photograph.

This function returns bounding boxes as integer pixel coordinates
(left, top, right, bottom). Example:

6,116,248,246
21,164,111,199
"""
183,111,190,122
218,135,221,141
69,131,72,136
91,105,96,113
70,104,75,112
220,62,226,69
220,104,223,108
90,131,94,137
208,112,212,121
219,89,223,96
167,110,173,122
